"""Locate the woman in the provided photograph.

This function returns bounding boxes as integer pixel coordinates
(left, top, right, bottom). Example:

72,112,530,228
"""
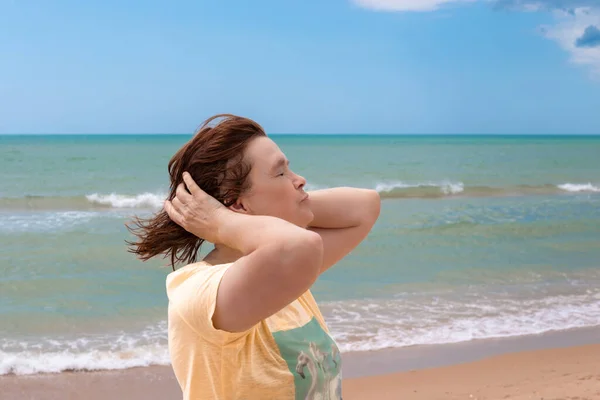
128,114,380,399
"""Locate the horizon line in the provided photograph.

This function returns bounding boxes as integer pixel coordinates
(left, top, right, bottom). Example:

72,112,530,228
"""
2,133,600,136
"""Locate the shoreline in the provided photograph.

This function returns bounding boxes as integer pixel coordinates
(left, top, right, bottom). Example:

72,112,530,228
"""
343,343,600,400
1,326,599,399
341,324,600,378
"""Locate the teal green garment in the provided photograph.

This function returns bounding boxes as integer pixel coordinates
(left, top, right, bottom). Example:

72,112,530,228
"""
273,318,343,399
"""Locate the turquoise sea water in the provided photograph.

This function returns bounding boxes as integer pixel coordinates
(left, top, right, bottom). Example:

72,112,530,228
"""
1,134,599,374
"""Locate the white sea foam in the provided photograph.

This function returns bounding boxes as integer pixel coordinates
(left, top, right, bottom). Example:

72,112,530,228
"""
557,183,600,193
374,181,465,195
0,322,170,375
86,192,166,209
323,290,600,352
3,289,600,374
0,344,170,375
0,211,102,233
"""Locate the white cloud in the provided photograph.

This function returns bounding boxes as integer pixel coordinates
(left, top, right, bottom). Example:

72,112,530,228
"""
541,8,600,76
352,0,600,77
352,0,477,12
496,0,600,11
522,3,544,11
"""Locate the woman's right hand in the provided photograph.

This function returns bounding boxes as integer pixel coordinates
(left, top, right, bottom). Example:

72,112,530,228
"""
164,172,228,244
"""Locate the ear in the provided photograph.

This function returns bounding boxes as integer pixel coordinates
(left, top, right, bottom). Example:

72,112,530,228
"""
228,197,251,214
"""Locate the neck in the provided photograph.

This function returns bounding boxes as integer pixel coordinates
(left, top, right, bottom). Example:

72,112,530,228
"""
204,244,244,265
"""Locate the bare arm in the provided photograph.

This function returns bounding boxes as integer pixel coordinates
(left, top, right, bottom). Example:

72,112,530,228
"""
307,187,380,273
212,211,323,332
165,173,324,333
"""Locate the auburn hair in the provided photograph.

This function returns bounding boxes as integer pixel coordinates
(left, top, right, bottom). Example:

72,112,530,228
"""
126,114,266,269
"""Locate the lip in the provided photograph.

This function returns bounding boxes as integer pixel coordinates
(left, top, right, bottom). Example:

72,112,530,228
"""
301,193,309,202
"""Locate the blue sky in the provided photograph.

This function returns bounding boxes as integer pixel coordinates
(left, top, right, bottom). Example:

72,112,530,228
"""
1,0,599,134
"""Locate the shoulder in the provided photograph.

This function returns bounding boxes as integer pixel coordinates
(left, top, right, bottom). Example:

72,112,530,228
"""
166,261,233,301
166,261,241,341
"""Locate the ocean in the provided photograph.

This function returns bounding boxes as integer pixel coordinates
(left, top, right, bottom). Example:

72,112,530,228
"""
1,134,599,375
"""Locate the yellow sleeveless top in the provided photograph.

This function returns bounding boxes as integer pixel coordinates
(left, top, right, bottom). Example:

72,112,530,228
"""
166,261,343,400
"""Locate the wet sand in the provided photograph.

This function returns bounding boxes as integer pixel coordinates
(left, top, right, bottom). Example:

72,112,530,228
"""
343,343,600,400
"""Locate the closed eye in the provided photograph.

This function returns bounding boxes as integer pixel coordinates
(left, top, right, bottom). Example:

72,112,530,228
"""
271,157,290,177
278,162,289,177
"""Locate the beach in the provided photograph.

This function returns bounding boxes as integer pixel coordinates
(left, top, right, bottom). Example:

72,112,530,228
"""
344,343,600,400
4,0,600,396
2,134,600,397
2,328,599,399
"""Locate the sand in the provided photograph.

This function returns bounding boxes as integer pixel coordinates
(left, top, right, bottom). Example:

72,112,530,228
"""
2,329,599,399
343,344,600,400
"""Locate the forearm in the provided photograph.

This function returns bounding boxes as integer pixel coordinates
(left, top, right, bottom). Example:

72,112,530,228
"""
215,210,322,256
307,187,381,229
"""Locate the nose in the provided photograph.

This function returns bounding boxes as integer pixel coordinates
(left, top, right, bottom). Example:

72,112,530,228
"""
293,172,306,190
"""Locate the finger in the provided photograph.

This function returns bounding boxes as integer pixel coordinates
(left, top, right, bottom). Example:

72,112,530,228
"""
182,172,202,195
171,196,186,213
176,183,193,204
164,200,185,227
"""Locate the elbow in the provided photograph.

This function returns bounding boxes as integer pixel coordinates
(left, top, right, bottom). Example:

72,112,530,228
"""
296,230,324,281
280,230,324,286
302,230,325,271
363,189,381,223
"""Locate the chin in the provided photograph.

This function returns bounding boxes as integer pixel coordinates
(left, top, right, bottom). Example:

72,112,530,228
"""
287,210,313,229
300,210,315,228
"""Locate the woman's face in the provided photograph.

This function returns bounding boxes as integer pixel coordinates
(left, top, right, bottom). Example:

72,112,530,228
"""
234,136,313,228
